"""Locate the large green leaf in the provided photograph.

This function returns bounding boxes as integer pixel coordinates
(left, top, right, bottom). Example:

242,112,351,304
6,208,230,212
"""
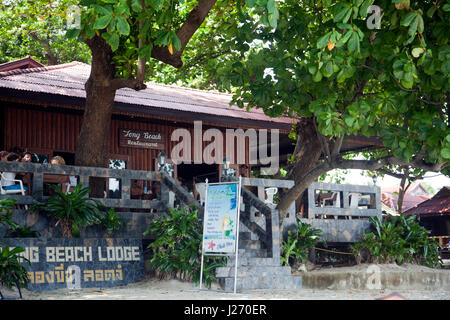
93,15,112,30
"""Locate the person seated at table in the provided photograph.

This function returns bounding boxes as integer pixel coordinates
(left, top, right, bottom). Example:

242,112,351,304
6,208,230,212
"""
1,151,9,161
0,153,28,192
21,151,32,163
17,151,33,194
50,156,77,193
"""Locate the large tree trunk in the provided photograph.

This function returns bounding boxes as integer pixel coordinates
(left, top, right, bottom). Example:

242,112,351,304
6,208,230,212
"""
277,118,323,219
75,35,117,197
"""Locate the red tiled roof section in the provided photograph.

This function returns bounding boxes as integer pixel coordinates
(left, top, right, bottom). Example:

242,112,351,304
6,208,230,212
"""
0,61,296,127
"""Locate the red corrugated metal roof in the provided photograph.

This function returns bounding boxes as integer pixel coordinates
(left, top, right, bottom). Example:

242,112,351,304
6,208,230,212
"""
0,61,296,128
404,187,450,216
0,56,45,72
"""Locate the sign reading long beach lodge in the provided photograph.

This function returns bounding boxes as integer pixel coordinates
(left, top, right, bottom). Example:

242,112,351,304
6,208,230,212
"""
1,238,145,291
119,128,165,149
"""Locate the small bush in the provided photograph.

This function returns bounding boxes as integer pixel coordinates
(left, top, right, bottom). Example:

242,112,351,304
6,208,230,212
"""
351,215,442,268
0,246,30,295
281,218,324,267
143,207,225,288
32,184,108,237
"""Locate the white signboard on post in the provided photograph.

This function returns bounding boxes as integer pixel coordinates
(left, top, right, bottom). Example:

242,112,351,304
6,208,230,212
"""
203,182,240,253
199,177,242,293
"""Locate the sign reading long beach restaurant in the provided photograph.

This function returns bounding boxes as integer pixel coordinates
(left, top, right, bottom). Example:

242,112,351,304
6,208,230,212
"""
203,182,240,253
1,238,145,291
119,128,165,149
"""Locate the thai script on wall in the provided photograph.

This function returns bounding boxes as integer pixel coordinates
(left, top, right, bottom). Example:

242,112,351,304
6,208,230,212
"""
1,238,145,291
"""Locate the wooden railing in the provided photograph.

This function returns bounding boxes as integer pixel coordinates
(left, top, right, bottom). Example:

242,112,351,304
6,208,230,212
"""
430,235,450,249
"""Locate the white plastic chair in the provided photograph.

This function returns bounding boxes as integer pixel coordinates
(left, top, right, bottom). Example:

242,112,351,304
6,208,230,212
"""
349,192,360,208
347,192,360,220
0,176,26,196
195,183,206,205
321,191,341,207
169,191,175,209
264,187,278,205
0,174,28,209
320,191,341,220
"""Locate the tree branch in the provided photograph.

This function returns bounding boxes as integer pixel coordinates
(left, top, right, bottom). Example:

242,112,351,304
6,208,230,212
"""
312,118,331,161
110,78,147,91
391,72,416,92
331,135,344,157
29,31,57,65
376,168,424,181
151,0,218,68
333,156,449,173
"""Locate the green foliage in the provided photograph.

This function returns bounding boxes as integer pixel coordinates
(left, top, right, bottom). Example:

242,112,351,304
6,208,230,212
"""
351,215,442,268
0,198,19,230
1,198,41,238
54,0,276,80
0,0,91,65
5,226,40,238
98,207,125,236
152,0,449,175
281,219,324,267
0,246,30,291
32,183,106,237
143,206,225,288
318,169,349,184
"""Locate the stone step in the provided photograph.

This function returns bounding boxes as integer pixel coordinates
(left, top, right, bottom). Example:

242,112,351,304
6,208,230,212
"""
238,231,252,241
235,248,267,258
216,265,292,278
238,239,262,250
219,275,302,292
226,256,279,267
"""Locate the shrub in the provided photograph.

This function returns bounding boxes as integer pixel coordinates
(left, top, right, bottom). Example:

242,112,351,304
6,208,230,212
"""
1,198,40,238
0,246,30,299
281,218,324,267
351,215,442,268
98,207,125,237
143,206,225,288
0,198,19,230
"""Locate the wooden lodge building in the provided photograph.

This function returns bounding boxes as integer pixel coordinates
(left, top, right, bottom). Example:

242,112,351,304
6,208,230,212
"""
0,58,300,195
0,57,382,197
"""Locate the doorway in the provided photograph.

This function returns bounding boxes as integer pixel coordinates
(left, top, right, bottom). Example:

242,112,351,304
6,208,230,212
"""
177,163,219,198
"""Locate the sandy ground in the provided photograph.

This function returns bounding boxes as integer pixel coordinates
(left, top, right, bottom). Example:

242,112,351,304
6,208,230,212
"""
3,263,449,301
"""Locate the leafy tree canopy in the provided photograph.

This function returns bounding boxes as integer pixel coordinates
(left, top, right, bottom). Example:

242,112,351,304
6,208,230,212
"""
151,0,449,215
0,0,91,65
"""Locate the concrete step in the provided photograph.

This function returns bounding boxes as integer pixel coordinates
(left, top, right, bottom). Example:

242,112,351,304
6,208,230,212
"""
216,265,292,278
236,248,267,258
226,256,279,267
238,239,262,250
219,275,302,292
238,232,252,241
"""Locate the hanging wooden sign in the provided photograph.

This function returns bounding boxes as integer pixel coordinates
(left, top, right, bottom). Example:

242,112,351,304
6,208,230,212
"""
119,128,165,150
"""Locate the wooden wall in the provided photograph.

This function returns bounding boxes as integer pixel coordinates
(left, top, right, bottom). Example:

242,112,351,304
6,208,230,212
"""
1,103,251,172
